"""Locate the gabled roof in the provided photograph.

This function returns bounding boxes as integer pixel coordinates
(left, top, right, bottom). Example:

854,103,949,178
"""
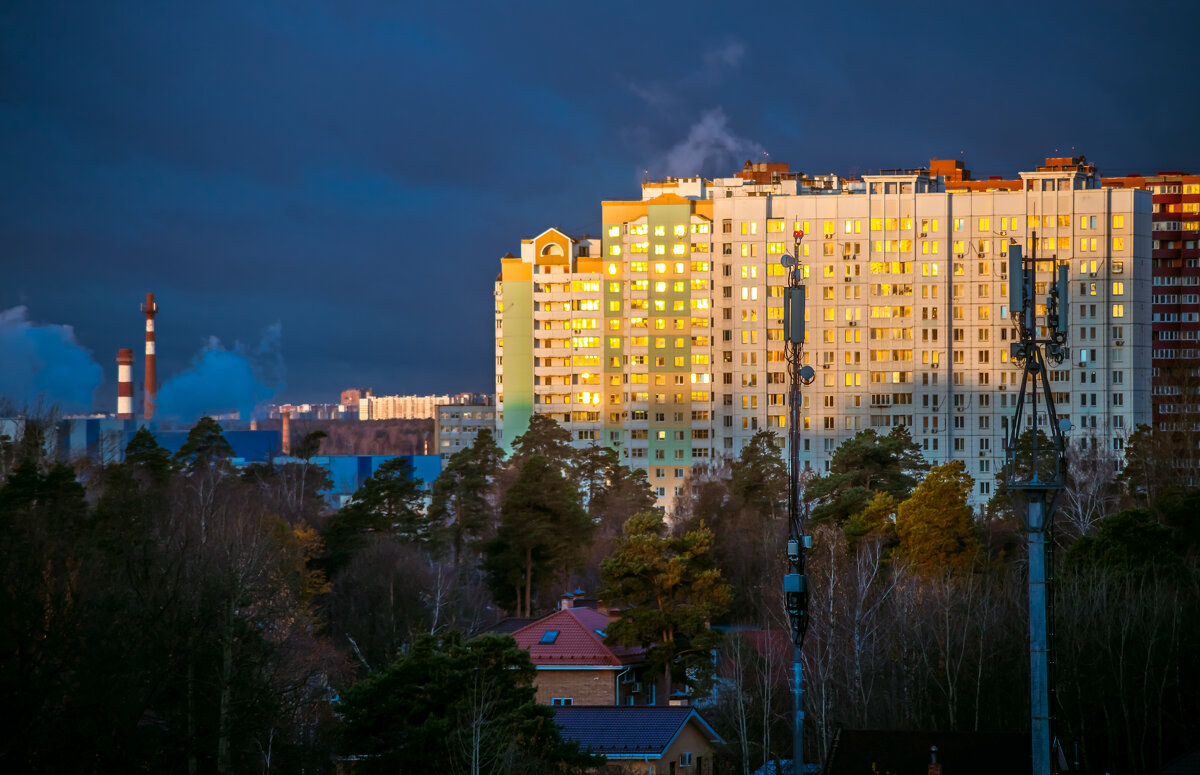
511,607,643,666
553,706,724,759
530,226,576,243
484,616,539,635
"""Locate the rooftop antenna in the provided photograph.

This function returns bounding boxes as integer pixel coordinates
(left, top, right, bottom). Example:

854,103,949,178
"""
782,230,816,774
1005,233,1070,775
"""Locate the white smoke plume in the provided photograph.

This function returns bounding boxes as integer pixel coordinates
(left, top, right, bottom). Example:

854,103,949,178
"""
703,40,745,72
661,108,765,178
0,306,102,412
155,323,285,424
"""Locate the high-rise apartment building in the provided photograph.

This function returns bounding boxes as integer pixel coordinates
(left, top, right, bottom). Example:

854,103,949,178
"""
1104,172,1200,452
495,158,1153,510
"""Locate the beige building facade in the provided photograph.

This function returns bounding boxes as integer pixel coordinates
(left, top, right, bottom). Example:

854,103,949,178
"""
496,158,1152,510
434,403,496,465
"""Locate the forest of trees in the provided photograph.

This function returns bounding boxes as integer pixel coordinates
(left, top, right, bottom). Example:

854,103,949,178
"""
0,411,1197,774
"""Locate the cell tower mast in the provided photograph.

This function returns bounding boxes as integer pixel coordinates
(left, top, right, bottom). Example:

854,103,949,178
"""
782,231,816,774
1004,236,1070,775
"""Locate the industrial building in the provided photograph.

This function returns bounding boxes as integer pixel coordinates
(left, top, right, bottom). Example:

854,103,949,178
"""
45,415,440,509
495,157,1153,510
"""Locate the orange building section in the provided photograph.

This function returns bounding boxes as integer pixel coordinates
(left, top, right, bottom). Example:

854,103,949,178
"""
534,228,572,266
603,192,711,225
929,158,970,181
735,160,802,183
501,256,531,281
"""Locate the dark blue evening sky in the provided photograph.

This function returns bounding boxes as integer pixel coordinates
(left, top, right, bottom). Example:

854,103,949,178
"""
3,1,1198,408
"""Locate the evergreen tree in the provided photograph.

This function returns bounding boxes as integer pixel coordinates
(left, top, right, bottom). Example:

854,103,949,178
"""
338,632,600,774
729,430,788,521
173,416,235,469
323,457,430,571
510,414,575,468
895,460,978,571
601,512,731,700
1117,424,1182,509
806,427,926,523
428,428,503,565
483,455,591,617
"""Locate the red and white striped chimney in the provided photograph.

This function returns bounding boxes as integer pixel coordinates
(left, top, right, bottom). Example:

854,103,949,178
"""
140,293,158,419
116,349,134,419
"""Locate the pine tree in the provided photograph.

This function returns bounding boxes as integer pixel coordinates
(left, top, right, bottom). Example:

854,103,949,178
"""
601,512,732,701
483,455,591,617
895,461,978,571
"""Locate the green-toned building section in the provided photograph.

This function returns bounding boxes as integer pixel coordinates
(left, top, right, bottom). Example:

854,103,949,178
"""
501,277,533,455
647,202,694,468
602,222,625,446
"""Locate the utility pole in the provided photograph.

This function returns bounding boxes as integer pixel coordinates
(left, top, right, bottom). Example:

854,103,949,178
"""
782,231,816,775
1004,237,1070,775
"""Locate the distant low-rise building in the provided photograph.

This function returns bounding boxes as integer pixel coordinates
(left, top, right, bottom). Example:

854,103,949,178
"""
358,393,487,421
269,402,355,420
434,402,496,464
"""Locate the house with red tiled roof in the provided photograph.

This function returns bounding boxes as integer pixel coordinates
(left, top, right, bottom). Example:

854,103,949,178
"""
510,599,660,706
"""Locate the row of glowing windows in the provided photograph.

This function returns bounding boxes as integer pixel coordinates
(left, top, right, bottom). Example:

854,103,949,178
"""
609,223,712,238
544,260,1119,308
603,279,710,293
622,296,708,312
595,214,1132,255
750,215,1127,235
625,243,690,255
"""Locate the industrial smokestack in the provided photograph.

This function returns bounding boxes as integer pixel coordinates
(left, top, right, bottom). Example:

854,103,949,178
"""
281,410,291,456
116,349,134,419
140,293,158,419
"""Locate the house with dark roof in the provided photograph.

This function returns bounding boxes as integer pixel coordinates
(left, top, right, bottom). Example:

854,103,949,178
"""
554,705,724,775
510,600,659,706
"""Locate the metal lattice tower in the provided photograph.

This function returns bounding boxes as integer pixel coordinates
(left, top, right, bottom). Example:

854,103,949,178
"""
781,231,816,774
1004,236,1070,775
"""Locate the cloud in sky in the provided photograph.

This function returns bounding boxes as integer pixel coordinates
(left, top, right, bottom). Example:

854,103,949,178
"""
2,1,1198,403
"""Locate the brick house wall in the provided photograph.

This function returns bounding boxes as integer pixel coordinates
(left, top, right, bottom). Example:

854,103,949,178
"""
534,669,617,705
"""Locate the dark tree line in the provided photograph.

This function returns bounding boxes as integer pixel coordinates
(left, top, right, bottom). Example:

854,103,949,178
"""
2,410,1197,774
0,417,346,773
684,426,1200,775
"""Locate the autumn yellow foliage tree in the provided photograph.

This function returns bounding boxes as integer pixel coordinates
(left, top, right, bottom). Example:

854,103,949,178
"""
895,461,979,571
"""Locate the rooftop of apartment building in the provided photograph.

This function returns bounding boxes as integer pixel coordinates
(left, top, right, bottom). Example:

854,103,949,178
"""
635,155,1130,202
